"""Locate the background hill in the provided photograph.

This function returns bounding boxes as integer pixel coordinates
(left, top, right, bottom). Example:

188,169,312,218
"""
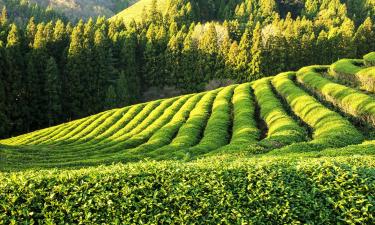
0,0,139,20
29,0,139,19
110,0,169,22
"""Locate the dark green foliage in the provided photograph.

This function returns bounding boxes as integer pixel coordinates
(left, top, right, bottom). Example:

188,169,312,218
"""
105,85,117,109
0,157,373,224
0,0,66,24
44,57,61,126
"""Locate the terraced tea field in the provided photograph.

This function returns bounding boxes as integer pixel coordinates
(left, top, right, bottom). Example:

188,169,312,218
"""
0,53,374,223
1,53,374,170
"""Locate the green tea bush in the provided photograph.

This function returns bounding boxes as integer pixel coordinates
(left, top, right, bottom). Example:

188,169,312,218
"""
297,66,375,127
61,105,132,146
229,83,259,145
74,103,146,146
7,99,172,163
272,72,364,148
22,113,103,146
50,109,119,146
329,59,364,86
39,96,190,164
0,156,373,224
356,67,375,93
38,110,113,145
364,52,375,66
173,86,235,158
127,93,203,155
253,78,307,148
149,90,219,159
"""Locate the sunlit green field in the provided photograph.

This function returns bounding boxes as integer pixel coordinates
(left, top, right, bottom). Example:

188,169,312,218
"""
110,0,170,22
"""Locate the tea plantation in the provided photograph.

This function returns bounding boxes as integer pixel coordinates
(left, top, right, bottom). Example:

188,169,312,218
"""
0,53,374,223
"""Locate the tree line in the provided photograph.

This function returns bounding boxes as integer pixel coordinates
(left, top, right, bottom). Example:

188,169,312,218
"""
0,0,374,138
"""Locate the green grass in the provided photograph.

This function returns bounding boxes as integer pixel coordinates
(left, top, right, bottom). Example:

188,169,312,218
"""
0,53,375,223
110,0,170,23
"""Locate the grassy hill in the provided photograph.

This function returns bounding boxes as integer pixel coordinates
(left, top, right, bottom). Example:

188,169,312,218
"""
110,0,170,22
0,53,374,223
27,0,138,19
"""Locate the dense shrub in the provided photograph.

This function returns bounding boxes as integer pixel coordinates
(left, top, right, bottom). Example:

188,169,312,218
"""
364,52,375,66
297,66,375,127
272,72,364,150
356,67,375,93
252,78,307,148
0,156,374,224
329,59,364,86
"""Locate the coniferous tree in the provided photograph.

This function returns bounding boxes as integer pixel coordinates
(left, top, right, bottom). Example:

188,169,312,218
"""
105,85,117,109
93,24,115,112
198,23,218,81
250,22,263,81
0,6,7,27
354,17,375,57
118,31,140,104
44,57,61,126
5,23,25,134
182,30,203,91
65,20,85,120
116,71,132,106
144,24,159,86
26,17,37,47
0,41,9,137
237,28,252,82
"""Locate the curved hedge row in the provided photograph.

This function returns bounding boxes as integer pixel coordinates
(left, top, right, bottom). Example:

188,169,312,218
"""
329,59,364,85
364,52,375,66
252,78,307,148
328,57,375,93
149,90,219,159
173,85,236,158
297,66,375,127
356,67,375,93
272,72,364,148
229,83,259,145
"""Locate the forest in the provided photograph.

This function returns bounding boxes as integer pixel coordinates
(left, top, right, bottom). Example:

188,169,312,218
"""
0,0,374,138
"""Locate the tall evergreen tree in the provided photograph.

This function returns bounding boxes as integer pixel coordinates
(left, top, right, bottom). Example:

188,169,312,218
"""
44,57,61,126
354,17,375,57
92,24,114,112
237,28,252,82
198,23,219,81
5,23,26,134
0,6,7,27
250,22,263,81
105,85,117,109
64,21,85,120
0,41,9,137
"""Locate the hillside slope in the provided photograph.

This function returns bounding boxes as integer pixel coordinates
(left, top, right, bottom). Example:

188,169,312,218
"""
0,53,374,224
110,0,169,22
28,0,138,19
1,53,374,170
